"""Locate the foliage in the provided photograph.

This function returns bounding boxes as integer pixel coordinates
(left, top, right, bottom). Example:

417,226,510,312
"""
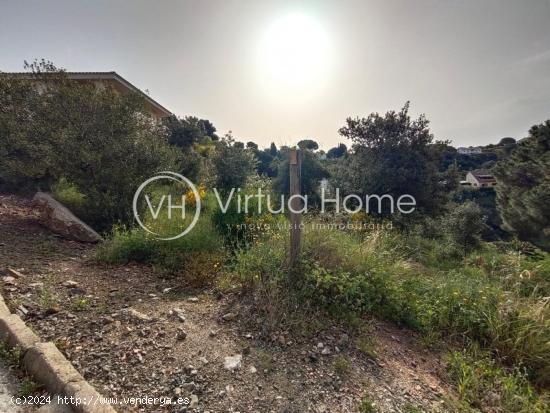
297,139,319,151
358,395,379,413
273,147,329,203
327,143,347,159
212,179,285,248
493,120,550,251
211,135,258,193
234,220,550,393
337,102,449,217
448,347,548,412
0,60,180,231
164,115,218,149
96,195,224,284
439,201,487,252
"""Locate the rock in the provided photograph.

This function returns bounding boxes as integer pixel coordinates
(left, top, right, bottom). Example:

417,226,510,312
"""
308,352,319,362
338,334,349,346
198,356,208,365
16,305,29,317
2,276,16,285
316,342,324,349
189,395,199,409
33,191,103,243
182,382,196,392
63,280,79,288
209,330,218,337
249,365,257,374
321,347,331,355
6,268,24,278
126,308,152,322
222,312,237,321
188,297,199,302
176,329,187,341
224,354,242,371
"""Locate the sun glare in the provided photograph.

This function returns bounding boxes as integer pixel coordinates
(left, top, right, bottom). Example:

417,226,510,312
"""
258,13,332,99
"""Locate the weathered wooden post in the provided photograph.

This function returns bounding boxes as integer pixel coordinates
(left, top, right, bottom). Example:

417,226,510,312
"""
289,147,302,268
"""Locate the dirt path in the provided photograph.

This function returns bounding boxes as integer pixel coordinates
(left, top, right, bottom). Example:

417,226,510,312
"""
0,194,458,412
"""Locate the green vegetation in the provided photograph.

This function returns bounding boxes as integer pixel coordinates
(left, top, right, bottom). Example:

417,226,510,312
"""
333,354,352,377
359,395,379,413
233,222,550,410
2,64,549,411
448,347,548,412
0,60,180,231
494,120,550,251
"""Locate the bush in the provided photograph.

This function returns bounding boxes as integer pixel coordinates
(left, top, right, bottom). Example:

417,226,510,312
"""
448,347,549,412
96,201,224,285
233,219,550,395
0,61,180,231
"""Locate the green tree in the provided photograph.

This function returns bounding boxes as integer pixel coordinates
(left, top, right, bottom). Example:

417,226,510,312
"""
0,60,180,230
269,142,278,156
493,121,550,250
273,147,328,203
211,135,257,193
165,115,218,148
327,143,347,159
297,139,319,151
337,102,448,217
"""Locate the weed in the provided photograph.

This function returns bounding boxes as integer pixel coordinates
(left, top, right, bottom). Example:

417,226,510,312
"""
72,297,89,312
358,395,378,413
403,403,423,413
0,341,22,366
19,378,39,397
356,337,377,359
256,348,274,372
333,354,351,378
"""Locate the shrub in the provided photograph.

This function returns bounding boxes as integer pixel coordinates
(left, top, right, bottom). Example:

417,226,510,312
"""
448,347,549,412
0,61,181,231
96,203,224,285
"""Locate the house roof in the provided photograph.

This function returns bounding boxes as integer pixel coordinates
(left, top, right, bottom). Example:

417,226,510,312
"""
2,71,172,117
469,169,496,183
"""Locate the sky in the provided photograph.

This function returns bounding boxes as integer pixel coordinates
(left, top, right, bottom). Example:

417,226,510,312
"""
1,0,550,150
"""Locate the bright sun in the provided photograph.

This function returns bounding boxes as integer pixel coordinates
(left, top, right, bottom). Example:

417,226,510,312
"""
258,13,332,98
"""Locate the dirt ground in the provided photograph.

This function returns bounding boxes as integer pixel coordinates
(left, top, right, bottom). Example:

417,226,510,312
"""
0,194,459,412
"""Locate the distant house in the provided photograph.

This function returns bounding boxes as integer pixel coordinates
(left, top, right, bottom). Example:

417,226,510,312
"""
462,170,497,188
4,71,172,122
457,146,483,155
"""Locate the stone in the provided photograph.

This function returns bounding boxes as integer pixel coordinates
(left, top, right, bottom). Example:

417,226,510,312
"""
62,280,79,288
6,268,24,278
126,308,152,322
176,329,187,341
222,312,237,321
1,276,16,285
189,394,199,409
224,354,242,371
249,365,257,374
33,191,103,243
321,347,331,355
188,297,199,302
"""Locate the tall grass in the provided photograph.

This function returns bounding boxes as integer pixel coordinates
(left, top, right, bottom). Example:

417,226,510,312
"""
96,192,224,284
233,221,550,407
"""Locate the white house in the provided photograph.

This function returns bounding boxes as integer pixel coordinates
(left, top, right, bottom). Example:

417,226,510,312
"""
462,170,497,188
457,146,483,155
